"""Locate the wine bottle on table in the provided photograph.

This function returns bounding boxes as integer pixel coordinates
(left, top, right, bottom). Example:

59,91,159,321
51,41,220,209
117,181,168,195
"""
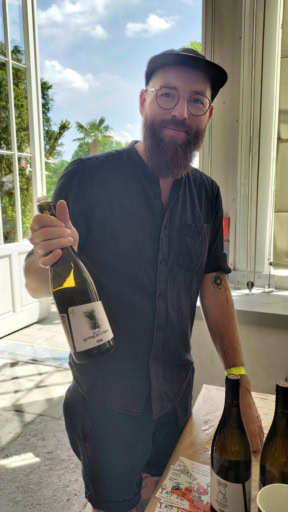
259,380,288,488
37,196,115,363
210,375,252,512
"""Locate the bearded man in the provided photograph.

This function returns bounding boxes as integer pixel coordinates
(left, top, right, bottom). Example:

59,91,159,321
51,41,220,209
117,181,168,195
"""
24,48,264,512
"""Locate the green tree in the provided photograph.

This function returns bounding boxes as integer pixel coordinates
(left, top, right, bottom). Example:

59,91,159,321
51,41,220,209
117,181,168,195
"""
45,159,70,200
0,42,70,241
73,117,114,156
98,136,127,154
71,140,90,159
72,117,125,159
73,117,111,145
45,119,71,160
72,131,126,160
184,41,202,53
41,78,71,201
0,44,31,242
41,78,71,160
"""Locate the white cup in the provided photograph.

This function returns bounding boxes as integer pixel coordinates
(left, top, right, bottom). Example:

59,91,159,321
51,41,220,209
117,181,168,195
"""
257,484,288,512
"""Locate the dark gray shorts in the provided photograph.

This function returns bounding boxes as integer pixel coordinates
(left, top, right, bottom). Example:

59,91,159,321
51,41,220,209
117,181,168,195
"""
63,378,193,512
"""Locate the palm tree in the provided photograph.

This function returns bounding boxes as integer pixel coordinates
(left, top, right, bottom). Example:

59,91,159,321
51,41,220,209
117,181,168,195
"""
73,117,112,155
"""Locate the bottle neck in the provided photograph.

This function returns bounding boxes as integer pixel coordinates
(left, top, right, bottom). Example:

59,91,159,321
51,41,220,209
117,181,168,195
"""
37,198,71,262
37,199,56,217
224,375,240,407
275,381,288,414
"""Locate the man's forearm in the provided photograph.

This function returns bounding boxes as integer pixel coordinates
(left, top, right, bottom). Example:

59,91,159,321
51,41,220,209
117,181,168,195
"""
199,272,244,369
199,271,265,452
24,253,52,298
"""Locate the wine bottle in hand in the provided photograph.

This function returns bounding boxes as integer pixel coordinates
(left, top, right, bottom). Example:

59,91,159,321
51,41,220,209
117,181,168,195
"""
259,380,288,487
210,375,252,512
37,196,115,363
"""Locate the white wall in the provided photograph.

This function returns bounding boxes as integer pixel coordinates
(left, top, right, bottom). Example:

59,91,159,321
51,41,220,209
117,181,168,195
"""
202,0,284,288
191,308,288,404
202,0,244,270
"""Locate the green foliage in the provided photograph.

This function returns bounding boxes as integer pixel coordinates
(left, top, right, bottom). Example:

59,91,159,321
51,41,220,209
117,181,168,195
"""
72,118,126,159
41,77,71,160
45,159,69,200
71,134,126,160
0,41,128,243
19,159,33,239
45,119,71,160
0,57,11,151
184,41,202,53
71,141,90,160
98,136,126,153
0,43,27,152
0,155,16,243
0,44,32,242
0,42,70,243
73,117,112,144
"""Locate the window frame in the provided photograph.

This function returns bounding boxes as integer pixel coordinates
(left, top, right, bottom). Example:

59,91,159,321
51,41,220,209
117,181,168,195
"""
0,0,45,245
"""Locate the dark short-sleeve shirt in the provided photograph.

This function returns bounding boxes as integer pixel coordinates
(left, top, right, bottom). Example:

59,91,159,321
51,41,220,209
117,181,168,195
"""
52,141,230,418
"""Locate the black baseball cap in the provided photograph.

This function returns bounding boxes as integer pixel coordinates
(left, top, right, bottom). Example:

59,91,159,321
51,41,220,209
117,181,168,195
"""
145,47,228,101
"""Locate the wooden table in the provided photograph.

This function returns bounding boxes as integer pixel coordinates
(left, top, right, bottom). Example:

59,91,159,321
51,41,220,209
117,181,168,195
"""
146,384,275,512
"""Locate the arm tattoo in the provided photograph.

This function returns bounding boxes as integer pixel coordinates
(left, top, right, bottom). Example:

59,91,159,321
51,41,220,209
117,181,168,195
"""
211,273,233,306
211,274,224,289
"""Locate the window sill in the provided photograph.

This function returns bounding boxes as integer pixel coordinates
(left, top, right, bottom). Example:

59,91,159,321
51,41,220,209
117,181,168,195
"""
229,288,288,316
196,288,288,325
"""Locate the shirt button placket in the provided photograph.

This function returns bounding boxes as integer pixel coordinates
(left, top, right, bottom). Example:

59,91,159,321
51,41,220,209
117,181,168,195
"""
155,226,168,339
150,217,169,416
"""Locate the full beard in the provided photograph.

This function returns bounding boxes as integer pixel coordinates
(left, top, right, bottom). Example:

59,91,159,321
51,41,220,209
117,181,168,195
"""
142,117,206,179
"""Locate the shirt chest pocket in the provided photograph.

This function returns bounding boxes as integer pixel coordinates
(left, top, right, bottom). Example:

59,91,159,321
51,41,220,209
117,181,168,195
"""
177,223,210,272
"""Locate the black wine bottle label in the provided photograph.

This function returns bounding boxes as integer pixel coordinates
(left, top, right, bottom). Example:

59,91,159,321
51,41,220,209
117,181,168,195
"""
67,301,113,352
210,469,251,512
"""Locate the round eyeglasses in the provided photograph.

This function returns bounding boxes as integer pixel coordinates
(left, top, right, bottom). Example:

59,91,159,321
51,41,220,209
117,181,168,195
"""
146,87,212,117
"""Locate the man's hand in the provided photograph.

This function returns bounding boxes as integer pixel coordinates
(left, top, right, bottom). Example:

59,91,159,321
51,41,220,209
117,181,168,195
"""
29,200,79,268
240,375,264,453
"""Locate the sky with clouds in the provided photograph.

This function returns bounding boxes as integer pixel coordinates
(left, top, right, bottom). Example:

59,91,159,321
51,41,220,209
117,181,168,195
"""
37,0,202,160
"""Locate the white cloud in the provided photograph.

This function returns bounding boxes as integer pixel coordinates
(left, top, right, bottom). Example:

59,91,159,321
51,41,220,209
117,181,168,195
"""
88,25,107,39
38,0,140,40
43,60,96,92
125,13,177,38
38,4,63,24
111,123,142,144
44,67,142,159
38,0,108,24
41,63,140,116
38,0,109,39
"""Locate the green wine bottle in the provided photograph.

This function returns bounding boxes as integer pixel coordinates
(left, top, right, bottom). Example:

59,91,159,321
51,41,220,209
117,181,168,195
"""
259,380,288,487
210,375,252,512
37,196,115,363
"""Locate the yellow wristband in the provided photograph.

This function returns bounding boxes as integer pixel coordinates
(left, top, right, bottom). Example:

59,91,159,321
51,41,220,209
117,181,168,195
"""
225,366,246,375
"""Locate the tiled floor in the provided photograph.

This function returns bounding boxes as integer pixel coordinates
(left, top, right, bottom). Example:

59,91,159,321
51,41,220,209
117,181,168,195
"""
2,302,67,349
0,303,90,512
1,303,70,368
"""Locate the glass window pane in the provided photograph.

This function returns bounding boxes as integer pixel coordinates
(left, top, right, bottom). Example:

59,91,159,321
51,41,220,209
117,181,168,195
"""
8,0,25,63
0,61,11,151
19,155,32,239
0,154,17,243
13,65,30,153
0,0,6,56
